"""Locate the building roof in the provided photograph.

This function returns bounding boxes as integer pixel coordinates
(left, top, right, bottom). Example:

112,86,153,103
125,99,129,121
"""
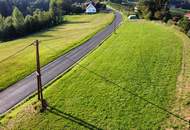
86,3,96,13
185,13,190,20
86,3,96,9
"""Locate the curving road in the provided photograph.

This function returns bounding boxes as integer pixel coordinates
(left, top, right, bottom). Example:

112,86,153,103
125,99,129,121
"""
0,11,122,115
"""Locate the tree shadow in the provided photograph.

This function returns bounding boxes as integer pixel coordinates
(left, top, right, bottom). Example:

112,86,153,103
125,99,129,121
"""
36,21,89,32
47,106,102,130
65,21,90,24
32,34,54,38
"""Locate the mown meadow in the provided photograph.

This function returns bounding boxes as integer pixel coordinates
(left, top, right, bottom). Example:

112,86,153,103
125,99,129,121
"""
0,13,114,90
0,20,184,129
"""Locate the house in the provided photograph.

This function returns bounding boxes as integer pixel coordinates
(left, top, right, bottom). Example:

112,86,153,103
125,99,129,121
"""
185,13,190,20
86,3,97,14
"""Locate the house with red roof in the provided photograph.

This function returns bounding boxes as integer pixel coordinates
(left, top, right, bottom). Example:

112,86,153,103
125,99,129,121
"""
185,13,190,20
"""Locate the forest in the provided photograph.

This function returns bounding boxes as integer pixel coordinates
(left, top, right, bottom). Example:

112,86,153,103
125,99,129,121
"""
0,0,49,17
0,0,95,42
0,0,65,41
0,0,89,17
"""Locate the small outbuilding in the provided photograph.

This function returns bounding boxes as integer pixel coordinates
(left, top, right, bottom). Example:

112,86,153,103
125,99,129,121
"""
185,13,190,20
86,3,97,14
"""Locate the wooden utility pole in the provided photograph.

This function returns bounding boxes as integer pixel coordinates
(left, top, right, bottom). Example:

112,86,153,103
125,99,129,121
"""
34,40,45,110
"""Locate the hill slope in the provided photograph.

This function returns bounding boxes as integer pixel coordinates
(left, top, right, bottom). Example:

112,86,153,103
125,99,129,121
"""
0,20,183,129
0,13,114,90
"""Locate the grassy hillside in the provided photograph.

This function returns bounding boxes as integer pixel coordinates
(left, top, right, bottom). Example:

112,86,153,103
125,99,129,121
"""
0,20,183,129
0,13,114,90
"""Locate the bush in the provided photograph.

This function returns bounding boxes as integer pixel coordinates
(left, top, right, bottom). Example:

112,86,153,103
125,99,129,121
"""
144,11,153,20
178,17,190,33
167,19,175,25
187,29,190,37
154,11,162,20
71,6,84,14
162,11,172,23
95,2,107,12
167,19,178,25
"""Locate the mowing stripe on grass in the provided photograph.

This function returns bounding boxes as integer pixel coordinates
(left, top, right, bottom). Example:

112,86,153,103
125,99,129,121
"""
44,43,189,125
1,20,184,129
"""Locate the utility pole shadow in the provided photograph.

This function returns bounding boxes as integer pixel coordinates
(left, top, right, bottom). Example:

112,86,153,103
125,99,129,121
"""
47,106,103,130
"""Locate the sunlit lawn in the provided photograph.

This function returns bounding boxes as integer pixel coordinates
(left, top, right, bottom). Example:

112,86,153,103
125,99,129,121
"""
0,20,183,129
0,13,114,90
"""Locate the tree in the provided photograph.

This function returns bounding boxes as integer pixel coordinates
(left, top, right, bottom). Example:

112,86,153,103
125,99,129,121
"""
12,7,25,35
49,0,64,24
33,9,43,29
178,17,190,33
0,15,5,40
0,0,12,17
55,0,64,23
110,0,122,4
0,0,50,17
62,0,73,14
4,16,15,40
154,10,163,20
0,15,4,30
138,0,155,19
42,11,52,27
49,0,58,24
187,29,190,37
24,15,34,33
0,0,66,42
138,0,170,20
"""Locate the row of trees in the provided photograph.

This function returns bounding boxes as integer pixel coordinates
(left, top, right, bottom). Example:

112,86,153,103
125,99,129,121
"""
0,0,107,17
110,0,190,37
137,0,190,37
0,0,100,17
0,0,49,17
109,0,171,21
178,17,190,37
137,0,171,21
0,0,107,41
0,0,63,41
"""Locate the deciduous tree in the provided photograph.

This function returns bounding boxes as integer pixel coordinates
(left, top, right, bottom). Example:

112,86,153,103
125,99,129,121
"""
12,7,25,35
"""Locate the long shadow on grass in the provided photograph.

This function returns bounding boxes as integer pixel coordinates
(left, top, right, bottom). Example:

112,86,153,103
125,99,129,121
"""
65,21,90,24
47,106,102,130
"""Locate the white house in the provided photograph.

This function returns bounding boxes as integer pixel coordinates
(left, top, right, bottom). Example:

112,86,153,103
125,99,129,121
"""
86,3,96,14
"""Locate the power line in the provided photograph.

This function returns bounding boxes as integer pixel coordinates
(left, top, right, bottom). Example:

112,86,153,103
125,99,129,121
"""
0,10,120,65
38,13,121,43
0,43,33,64
49,21,184,127
43,44,189,125
138,21,187,123
0,14,185,126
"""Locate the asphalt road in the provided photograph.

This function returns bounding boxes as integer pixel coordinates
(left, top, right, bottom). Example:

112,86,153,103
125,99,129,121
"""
0,11,122,115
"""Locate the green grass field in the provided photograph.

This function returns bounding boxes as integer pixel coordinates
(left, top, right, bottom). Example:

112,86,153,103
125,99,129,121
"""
0,20,184,129
0,13,114,90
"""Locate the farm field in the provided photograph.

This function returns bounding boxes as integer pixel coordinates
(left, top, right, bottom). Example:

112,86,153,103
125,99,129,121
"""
0,13,114,90
0,20,184,129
